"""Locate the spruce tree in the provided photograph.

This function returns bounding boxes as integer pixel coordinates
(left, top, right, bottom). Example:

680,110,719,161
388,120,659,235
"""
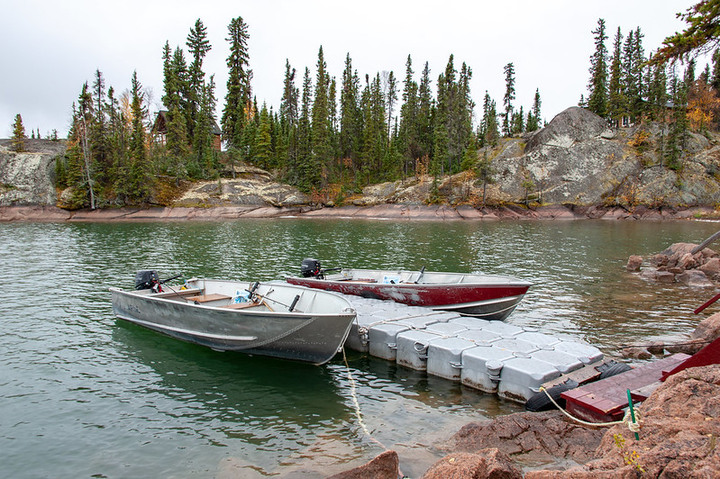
339,53,361,173
328,77,339,166
161,45,190,165
311,46,331,185
222,16,252,150
255,103,273,169
587,18,609,118
526,88,542,131
369,74,388,178
622,28,646,122
90,69,111,186
608,27,625,126
502,62,516,136
121,70,150,203
186,19,211,144
280,59,299,128
399,55,420,177
11,114,27,152
479,92,500,147
417,62,434,165
193,75,218,177
385,70,398,143
646,54,668,122
296,68,315,191
432,71,449,177
279,59,299,172
665,74,689,170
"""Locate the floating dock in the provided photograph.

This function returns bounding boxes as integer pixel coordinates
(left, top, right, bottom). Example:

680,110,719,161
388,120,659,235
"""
340,294,606,403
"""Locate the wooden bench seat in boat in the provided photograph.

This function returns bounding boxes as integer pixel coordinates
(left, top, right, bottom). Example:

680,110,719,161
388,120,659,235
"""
152,288,203,298
186,293,232,303
223,301,262,310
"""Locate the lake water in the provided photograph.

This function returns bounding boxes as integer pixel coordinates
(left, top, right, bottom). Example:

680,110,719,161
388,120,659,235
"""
1,218,718,478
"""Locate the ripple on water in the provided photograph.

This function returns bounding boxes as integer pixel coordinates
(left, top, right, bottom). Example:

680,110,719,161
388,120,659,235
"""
0,219,717,477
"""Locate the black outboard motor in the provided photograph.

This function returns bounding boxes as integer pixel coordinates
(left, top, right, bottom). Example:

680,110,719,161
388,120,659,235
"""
300,258,322,278
135,270,160,290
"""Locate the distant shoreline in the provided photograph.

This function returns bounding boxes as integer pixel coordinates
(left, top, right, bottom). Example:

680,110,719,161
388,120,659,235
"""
2,204,719,222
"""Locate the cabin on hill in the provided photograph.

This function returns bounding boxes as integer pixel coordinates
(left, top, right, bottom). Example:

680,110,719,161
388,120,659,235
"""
151,110,222,152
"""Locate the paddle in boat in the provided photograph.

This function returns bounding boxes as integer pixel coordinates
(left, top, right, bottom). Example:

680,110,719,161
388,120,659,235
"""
110,271,357,365
285,259,532,321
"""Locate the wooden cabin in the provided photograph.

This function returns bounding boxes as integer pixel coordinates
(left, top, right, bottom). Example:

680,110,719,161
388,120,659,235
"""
151,110,222,151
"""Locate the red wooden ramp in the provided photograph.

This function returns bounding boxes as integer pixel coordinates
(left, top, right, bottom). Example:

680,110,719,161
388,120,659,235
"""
560,353,690,423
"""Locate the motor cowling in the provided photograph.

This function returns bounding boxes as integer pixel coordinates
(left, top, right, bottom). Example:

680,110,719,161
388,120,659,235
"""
135,270,160,290
300,258,322,277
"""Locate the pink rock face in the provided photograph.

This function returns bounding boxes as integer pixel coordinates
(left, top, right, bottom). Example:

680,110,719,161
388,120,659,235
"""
327,450,399,479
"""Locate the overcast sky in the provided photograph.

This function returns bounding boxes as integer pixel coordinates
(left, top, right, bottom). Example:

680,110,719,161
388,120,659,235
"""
0,0,698,138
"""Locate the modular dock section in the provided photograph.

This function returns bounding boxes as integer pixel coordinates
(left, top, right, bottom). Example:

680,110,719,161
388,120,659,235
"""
340,294,605,403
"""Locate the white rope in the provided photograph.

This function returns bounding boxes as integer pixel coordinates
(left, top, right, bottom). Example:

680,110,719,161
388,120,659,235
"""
341,349,407,478
342,348,380,443
539,386,642,433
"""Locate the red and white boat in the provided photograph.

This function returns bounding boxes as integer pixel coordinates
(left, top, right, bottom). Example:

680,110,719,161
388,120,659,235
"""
285,259,531,321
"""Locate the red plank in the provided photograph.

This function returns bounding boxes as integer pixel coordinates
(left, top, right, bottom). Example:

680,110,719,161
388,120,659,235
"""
561,354,690,422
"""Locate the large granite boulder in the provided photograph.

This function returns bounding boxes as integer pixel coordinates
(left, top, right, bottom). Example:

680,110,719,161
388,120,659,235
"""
0,140,65,206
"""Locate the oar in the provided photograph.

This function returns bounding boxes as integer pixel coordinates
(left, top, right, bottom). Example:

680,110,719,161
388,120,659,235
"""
695,291,720,314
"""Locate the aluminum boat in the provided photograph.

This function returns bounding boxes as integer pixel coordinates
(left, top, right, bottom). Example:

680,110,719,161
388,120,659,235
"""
110,272,356,365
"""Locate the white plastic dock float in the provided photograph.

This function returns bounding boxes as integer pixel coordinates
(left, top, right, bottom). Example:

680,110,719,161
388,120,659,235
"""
339,293,604,403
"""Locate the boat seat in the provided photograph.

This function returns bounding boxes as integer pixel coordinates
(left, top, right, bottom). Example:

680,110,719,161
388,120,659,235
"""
223,301,262,310
186,293,232,303
151,288,203,298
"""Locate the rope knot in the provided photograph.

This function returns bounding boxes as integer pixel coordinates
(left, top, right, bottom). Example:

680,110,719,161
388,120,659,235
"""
623,409,641,433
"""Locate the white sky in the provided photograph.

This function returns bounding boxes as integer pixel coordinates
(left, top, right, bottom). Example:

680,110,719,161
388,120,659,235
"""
0,0,697,138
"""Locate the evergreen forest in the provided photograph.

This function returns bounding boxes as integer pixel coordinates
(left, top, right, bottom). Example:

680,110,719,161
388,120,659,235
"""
40,11,720,209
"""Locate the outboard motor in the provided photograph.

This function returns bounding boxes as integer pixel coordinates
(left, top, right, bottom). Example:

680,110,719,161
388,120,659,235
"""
135,270,160,290
300,258,322,278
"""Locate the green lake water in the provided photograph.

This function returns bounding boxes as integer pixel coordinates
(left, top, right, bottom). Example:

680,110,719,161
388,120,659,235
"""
1,218,718,477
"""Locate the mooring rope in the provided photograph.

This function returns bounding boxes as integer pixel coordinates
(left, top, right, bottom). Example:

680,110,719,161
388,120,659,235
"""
539,386,641,434
341,348,406,478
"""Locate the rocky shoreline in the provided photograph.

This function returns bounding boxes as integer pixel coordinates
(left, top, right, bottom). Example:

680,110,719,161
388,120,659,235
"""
1,203,719,222
330,313,720,479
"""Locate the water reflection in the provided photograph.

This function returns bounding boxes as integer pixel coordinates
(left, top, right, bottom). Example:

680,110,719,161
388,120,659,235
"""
113,321,349,430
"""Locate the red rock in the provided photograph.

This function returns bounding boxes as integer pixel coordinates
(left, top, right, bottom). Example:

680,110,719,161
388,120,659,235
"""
690,312,720,342
645,341,665,355
626,255,642,272
676,269,714,287
678,252,699,270
526,365,720,478
700,257,720,277
656,271,676,283
650,253,669,266
665,339,706,354
441,411,604,463
621,347,652,359
421,450,522,479
327,450,399,479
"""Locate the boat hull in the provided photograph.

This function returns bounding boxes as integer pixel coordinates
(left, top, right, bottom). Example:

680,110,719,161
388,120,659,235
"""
287,269,531,320
110,280,356,365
